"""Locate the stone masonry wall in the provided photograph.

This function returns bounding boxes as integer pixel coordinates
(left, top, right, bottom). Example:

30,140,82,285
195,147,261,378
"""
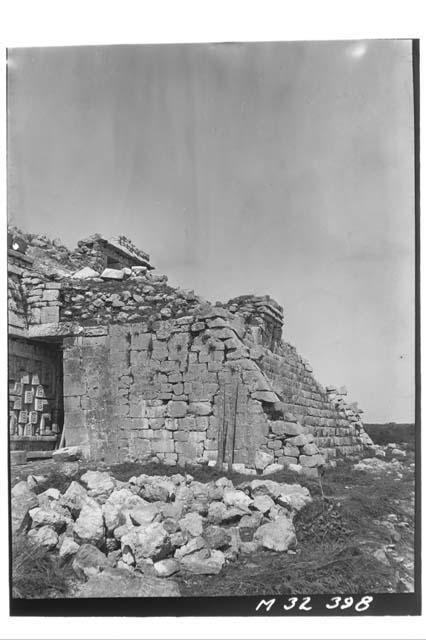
62,305,372,471
9,227,373,471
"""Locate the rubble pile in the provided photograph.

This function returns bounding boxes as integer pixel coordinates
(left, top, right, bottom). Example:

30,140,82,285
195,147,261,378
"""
12,469,312,589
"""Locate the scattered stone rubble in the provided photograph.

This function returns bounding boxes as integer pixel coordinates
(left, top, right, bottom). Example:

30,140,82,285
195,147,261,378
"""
12,468,312,596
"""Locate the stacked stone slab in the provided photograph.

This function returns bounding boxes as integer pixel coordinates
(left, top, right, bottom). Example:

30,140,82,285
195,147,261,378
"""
8,227,374,471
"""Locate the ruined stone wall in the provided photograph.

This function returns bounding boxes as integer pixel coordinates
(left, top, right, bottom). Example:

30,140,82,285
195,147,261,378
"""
61,305,371,470
8,227,373,471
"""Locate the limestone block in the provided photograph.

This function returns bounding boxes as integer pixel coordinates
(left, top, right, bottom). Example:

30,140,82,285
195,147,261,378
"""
299,454,325,468
167,401,187,418
282,445,300,457
188,402,212,416
301,443,319,455
101,268,124,280
251,390,279,403
285,433,314,447
278,456,298,467
255,450,274,471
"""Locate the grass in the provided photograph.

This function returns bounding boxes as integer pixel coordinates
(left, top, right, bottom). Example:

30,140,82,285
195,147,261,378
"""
12,535,74,599
364,422,415,449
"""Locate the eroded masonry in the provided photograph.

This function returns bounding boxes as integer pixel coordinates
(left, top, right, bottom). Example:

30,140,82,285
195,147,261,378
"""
8,229,373,474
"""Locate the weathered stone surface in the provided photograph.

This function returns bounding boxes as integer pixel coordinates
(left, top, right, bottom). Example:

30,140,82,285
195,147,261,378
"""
179,548,225,575
72,543,111,579
73,498,105,546
179,512,203,537
154,558,180,577
252,495,274,514
222,488,253,512
80,471,115,495
203,524,232,550
71,267,100,279
263,463,284,475
28,525,58,550
174,536,207,560
121,523,171,562
29,507,69,531
11,482,38,533
59,536,80,559
100,268,124,280
286,434,314,447
255,450,274,471
299,454,325,468
61,481,88,516
78,567,181,597
254,516,297,552
52,446,82,462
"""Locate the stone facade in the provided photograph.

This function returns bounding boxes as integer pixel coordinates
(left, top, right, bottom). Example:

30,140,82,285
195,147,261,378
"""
8,228,373,470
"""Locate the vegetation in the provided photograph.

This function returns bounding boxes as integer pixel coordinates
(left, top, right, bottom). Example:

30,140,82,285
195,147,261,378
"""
12,535,74,599
364,422,415,449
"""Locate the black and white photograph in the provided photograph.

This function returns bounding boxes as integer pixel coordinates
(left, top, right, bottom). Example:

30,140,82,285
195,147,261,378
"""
5,34,420,619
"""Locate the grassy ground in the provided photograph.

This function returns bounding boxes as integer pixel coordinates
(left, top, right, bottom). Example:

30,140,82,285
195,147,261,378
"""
10,429,415,597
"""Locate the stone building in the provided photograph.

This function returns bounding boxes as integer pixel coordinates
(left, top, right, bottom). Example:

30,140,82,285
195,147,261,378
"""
8,228,373,472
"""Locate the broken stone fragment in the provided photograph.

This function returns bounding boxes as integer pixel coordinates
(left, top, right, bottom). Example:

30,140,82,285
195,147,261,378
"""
252,495,274,514
254,450,274,471
262,463,284,476
254,516,297,552
71,266,100,279
29,506,69,532
59,536,80,560
174,535,207,560
52,446,82,462
222,488,253,512
100,268,124,280
154,558,180,577
28,525,59,550
80,470,115,495
179,512,203,537
72,543,111,580
179,548,225,575
73,498,105,546
120,522,171,562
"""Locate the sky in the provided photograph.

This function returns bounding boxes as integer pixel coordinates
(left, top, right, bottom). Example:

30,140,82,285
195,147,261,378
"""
7,40,415,423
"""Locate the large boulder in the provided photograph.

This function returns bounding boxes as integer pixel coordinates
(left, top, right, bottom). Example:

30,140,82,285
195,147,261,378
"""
72,543,111,580
254,516,297,552
73,498,105,546
78,567,181,597
11,482,38,534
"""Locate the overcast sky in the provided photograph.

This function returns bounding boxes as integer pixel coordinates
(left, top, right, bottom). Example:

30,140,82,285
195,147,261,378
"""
7,40,415,423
